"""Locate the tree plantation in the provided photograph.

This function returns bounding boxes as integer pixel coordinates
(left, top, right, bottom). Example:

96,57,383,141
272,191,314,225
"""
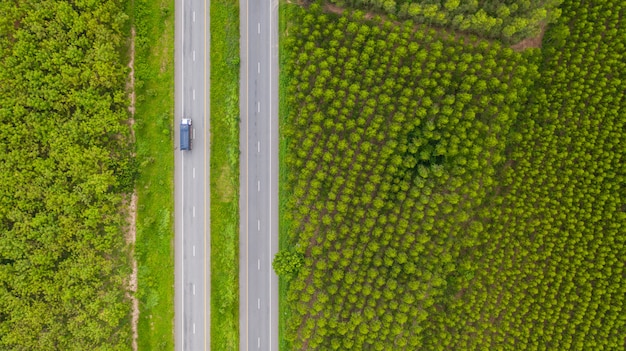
279,0,625,349
0,0,134,349
328,0,563,43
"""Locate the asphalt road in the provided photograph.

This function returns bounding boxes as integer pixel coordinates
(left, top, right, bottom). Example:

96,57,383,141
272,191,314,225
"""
239,0,280,350
175,0,210,350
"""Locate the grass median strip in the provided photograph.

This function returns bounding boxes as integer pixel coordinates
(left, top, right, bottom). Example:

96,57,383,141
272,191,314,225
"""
210,0,240,349
132,0,175,349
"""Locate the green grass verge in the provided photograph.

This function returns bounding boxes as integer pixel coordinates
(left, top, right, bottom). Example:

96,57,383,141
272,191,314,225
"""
132,0,175,349
210,0,240,350
278,2,296,351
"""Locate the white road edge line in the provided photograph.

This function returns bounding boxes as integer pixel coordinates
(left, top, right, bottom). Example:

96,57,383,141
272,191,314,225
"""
193,323,196,334
257,141,260,153
193,206,195,218
257,22,260,34
257,101,260,113
258,337,261,348
203,0,211,347
181,0,185,348
245,1,250,349
258,180,260,192
257,219,260,231
258,298,260,309
193,50,196,61
258,259,260,270
193,284,196,295
181,154,185,347
193,89,196,100
193,245,196,257
269,2,274,349
258,62,260,74
193,11,195,22
193,167,195,178
204,0,209,346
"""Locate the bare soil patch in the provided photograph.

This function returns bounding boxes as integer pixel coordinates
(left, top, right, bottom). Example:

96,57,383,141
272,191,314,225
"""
325,3,344,15
511,22,547,51
324,3,373,19
159,22,172,74
216,164,235,202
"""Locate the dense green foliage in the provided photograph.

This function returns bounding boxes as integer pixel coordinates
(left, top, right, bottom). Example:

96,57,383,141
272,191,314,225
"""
282,4,538,348
273,250,304,279
328,0,562,43
280,0,625,349
461,1,625,348
0,0,133,350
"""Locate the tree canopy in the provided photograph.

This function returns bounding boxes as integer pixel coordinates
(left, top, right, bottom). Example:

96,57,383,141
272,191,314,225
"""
328,0,562,43
280,1,625,349
0,1,134,349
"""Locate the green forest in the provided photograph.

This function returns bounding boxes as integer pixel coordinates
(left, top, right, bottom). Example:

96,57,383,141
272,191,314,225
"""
0,0,134,349
279,0,625,349
328,0,563,43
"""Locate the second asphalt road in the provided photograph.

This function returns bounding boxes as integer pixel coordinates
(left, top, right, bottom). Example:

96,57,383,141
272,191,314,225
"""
239,0,280,350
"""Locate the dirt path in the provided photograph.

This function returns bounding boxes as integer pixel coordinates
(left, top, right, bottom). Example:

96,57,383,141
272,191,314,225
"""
126,26,139,351
126,191,139,351
128,27,137,140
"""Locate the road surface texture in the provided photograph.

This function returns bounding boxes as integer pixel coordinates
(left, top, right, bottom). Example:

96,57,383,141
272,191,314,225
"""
175,0,210,350
239,0,280,350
